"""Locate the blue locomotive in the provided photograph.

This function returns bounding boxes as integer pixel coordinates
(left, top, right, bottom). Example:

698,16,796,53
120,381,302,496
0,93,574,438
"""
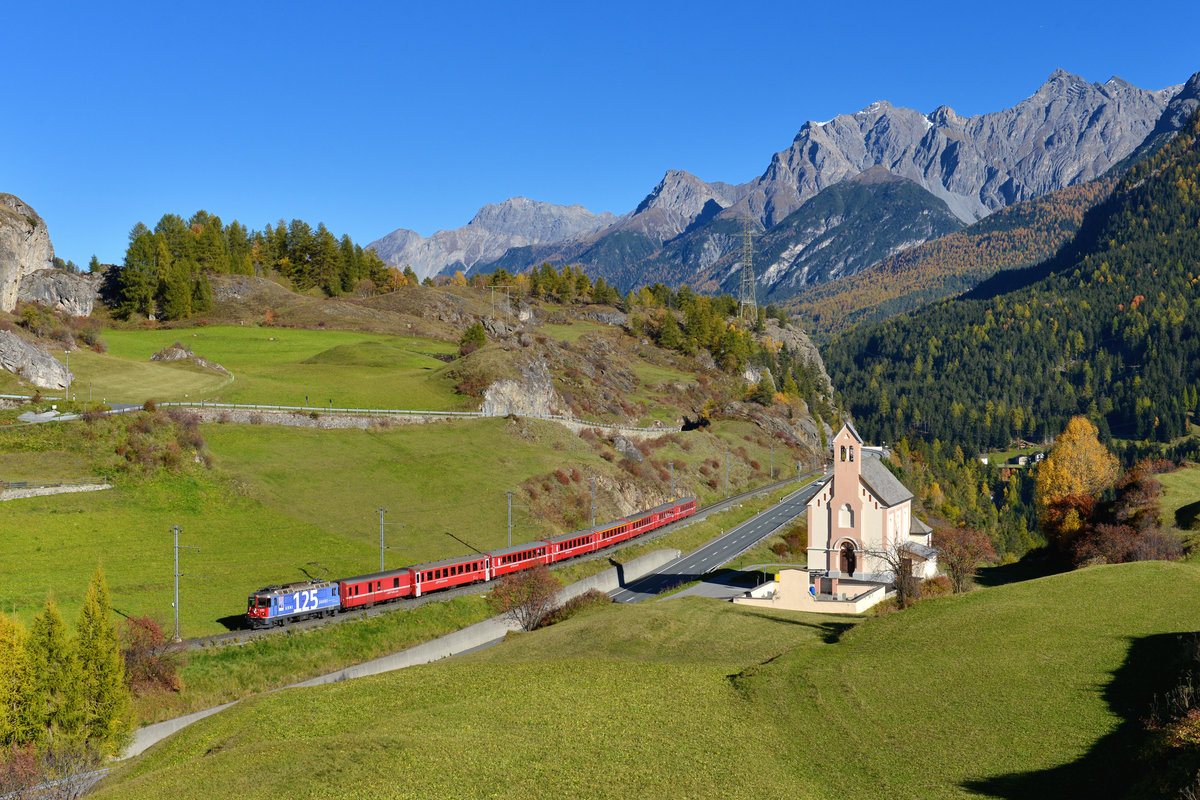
247,580,341,628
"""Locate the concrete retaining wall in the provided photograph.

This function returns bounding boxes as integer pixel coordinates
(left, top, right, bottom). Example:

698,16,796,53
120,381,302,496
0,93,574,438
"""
123,548,681,759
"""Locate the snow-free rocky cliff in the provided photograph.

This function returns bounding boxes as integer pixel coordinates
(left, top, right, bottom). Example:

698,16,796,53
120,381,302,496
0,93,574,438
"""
0,194,55,313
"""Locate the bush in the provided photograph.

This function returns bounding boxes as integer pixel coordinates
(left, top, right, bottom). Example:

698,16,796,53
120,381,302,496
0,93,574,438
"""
922,575,954,598
142,399,157,413
540,589,611,627
459,322,487,355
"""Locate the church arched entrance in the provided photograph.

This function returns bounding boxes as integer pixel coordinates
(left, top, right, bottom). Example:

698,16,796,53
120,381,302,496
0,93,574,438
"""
839,542,857,576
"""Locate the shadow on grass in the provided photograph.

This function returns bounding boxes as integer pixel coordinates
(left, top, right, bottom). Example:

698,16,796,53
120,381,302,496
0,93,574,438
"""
962,631,1200,798
974,551,1064,588
1177,500,1200,531
217,614,248,631
739,611,856,643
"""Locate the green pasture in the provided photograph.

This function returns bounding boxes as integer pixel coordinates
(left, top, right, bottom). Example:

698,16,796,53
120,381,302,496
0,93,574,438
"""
0,409,804,639
97,561,1200,799
98,599,852,799
202,417,598,559
57,326,463,408
1160,462,1200,533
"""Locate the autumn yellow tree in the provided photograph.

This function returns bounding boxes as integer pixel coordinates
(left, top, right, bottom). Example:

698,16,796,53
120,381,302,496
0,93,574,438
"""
1035,416,1119,546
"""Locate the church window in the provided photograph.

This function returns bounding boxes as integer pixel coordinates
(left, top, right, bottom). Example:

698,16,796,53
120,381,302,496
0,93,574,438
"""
840,446,846,462
849,446,855,462
839,503,854,529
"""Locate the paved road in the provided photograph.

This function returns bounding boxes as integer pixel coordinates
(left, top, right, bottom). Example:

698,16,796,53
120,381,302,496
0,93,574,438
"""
609,474,827,603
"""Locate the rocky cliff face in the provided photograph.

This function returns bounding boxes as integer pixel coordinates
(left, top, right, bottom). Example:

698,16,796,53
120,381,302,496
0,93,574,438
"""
0,194,55,312
18,269,101,317
368,197,615,280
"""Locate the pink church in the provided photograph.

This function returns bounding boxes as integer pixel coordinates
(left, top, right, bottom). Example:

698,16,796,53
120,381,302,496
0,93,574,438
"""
806,423,936,583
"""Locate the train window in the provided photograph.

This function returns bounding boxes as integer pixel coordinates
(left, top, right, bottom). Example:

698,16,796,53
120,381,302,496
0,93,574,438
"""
393,578,400,588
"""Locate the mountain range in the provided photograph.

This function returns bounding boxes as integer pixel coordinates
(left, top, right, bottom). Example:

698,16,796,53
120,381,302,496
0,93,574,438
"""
369,69,1192,307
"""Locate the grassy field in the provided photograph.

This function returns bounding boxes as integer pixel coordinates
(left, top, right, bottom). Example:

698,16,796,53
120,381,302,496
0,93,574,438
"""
1160,462,1200,533
57,326,464,408
94,561,1200,799
0,412,802,637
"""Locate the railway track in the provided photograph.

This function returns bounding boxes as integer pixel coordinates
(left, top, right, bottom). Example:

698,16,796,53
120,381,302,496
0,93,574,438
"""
179,472,815,652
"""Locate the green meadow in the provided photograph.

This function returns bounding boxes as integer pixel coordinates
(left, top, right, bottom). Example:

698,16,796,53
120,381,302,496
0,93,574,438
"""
94,561,1200,799
1,410,800,638
55,325,463,408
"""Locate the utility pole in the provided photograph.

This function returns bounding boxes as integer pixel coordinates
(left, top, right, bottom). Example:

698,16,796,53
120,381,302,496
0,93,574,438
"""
589,478,596,528
506,491,514,547
377,508,404,571
670,461,675,497
171,525,198,643
770,442,774,479
725,453,730,492
505,490,530,546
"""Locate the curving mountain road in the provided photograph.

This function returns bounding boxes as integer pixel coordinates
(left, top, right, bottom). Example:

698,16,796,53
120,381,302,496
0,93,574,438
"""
609,473,826,603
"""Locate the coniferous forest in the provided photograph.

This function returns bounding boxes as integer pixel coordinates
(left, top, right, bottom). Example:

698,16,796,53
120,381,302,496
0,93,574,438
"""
113,213,387,321
826,109,1200,455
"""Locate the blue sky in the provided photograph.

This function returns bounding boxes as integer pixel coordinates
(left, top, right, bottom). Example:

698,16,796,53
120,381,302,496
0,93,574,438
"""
3,0,1197,266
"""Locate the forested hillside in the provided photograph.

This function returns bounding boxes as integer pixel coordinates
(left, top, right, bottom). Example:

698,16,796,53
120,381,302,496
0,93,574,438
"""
826,109,1200,454
791,177,1114,339
112,213,388,321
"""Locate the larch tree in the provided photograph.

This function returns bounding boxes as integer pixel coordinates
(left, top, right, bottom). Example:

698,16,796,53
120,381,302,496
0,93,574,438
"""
0,615,34,748
74,568,130,756
24,600,83,749
1035,416,1119,544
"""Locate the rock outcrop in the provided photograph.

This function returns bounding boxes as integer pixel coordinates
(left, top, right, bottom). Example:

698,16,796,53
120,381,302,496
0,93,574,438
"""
150,343,231,376
0,331,72,390
480,358,564,417
18,269,101,317
0,195,55,313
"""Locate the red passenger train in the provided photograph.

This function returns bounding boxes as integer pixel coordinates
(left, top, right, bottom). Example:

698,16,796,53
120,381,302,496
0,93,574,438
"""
248,496,697,627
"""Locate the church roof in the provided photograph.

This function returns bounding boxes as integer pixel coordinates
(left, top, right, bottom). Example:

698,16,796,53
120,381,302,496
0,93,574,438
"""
859,455,913,506
910,516,932,535
838,422,863,442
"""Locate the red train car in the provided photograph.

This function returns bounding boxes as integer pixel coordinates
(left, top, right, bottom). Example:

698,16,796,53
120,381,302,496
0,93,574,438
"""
411,554,490,597
339,568,414,610
488,541,550,578
544,527,600,563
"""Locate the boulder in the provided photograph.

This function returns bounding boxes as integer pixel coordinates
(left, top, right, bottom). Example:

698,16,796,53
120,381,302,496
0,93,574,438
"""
0,331,72,390
0,194,55,313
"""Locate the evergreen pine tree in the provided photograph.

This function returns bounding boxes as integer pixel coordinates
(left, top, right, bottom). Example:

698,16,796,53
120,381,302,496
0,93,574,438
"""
191,275,213,313
657,312,682,350
25,599,83,748
118,229,160,319
88,254,101,274
75,568,131,756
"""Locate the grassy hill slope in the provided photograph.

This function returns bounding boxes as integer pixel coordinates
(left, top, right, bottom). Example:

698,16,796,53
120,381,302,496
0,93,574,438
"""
94,561,1200,799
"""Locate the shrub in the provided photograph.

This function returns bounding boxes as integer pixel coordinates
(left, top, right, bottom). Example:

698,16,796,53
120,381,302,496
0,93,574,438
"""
142,399,157,413
540,589,611,627
122,616,182,693
922,575,954,598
